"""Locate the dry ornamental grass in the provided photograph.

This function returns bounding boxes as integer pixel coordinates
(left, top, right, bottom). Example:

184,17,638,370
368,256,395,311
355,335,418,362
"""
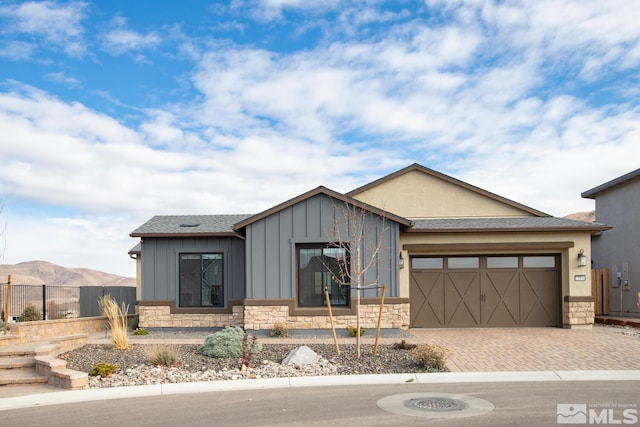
98,295,129,350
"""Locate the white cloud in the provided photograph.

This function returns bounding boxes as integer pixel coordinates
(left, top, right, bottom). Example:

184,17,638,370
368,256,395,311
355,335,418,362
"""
0,1,87,56
2,209,140,277
240,0,341,22
185,0,640,217
0,41,37,60
2,0,640,275
45,71,81,87
102,28,161,56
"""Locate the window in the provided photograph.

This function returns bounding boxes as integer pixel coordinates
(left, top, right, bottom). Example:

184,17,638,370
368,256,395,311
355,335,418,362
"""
297,244,349,307
412,257,444,269
523,256,556,268
448,257,480,269
487,257,519,269
179,253,224,307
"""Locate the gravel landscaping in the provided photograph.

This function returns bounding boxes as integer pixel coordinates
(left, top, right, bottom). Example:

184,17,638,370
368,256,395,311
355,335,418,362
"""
59,342,433,389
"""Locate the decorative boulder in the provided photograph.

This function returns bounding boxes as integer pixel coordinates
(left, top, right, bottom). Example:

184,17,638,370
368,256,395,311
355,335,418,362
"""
282,345,320,366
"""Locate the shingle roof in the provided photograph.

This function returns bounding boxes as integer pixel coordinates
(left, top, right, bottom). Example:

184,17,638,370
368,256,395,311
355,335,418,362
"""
582,167,640,199
130,214,252,237
128,242,141,254
409,217,611,232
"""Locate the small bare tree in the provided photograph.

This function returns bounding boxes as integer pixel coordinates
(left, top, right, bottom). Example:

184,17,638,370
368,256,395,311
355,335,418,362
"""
326,198,388,357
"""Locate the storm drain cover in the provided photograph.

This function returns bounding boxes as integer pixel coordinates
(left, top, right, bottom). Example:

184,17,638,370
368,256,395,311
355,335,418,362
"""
406,397,468,412
378,393,494,420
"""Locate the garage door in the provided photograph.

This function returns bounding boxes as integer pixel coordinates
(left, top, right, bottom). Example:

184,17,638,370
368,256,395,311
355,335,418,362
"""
410,255,560,328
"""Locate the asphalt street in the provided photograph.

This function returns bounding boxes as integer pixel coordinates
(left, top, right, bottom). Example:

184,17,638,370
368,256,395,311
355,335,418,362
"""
3,380,639,427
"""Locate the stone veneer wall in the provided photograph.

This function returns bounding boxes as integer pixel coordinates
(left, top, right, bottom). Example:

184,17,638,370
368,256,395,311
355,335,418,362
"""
138,305,244,328
243,303,410,331
563,301,595,329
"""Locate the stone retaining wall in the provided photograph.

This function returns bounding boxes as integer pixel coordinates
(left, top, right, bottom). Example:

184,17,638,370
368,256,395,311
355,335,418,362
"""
0,317,108,348
35,353,88,390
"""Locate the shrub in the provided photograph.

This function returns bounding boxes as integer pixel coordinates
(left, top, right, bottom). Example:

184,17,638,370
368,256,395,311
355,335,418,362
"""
269,321,290,338
130,315,140,330
146,345,179,367
197,326,262,358
411,344,450,372
133,328,149,336
17,304,42,322
346,325,365,337
393,340,417,350
99,295,129,350
90,362,117,377
0,318,3,330
242,333,259,367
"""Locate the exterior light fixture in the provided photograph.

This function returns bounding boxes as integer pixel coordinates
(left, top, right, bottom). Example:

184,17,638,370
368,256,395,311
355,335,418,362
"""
399,253,405,269
577,249,588,267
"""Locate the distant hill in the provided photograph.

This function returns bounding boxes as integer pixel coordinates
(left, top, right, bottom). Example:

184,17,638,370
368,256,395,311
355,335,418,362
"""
0,260,135,287
563,211,596,222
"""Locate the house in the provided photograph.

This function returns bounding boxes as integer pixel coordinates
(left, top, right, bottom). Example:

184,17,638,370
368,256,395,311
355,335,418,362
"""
582,168,640,317
131,164,609,330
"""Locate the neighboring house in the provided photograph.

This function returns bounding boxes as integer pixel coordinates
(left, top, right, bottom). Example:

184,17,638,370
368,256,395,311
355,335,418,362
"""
131,164,609,330
582,168,640,317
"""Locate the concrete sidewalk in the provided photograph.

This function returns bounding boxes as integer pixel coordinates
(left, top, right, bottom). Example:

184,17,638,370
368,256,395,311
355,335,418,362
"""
2,369,640,412
2,324,640,404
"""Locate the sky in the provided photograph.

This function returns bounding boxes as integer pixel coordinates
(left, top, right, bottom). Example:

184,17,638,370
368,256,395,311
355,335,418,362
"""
0,0,639,278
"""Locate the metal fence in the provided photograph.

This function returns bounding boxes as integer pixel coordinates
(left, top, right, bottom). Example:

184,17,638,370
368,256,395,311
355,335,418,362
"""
0,283,135,322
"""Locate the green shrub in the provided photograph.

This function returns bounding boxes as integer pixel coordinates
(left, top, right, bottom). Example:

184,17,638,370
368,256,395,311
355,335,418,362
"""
411,344,450,372
393,340,417,350
133,328,149,335
269,321,289,338
0,318,4,330
130,315,140,330
197,326,262,358
346,325,365,337
90,362,117,377
17,305,42,322
147,345,179,367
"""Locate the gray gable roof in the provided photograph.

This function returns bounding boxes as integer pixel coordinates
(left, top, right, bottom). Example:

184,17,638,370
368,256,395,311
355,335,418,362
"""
233,186,412,231
409,217,611,233
582,167,640,199
130,214,252,237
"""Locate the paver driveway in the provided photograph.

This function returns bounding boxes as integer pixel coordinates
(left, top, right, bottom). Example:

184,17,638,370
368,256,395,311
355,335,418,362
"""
408,325,640,372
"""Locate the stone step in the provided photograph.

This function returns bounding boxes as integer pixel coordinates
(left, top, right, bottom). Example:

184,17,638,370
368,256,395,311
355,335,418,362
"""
0,343,40,358
0,356,36,370
0,368,48,385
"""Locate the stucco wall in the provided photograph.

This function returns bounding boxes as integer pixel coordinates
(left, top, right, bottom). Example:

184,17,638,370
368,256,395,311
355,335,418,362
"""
352,169,534,219
591,179,640,316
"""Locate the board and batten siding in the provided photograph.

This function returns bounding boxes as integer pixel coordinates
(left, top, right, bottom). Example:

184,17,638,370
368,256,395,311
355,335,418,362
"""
244,194,401,299
140,237,246,303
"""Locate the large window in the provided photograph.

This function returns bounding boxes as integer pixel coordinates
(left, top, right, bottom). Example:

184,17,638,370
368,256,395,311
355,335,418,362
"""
179,253,224,307
297,244,349,307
